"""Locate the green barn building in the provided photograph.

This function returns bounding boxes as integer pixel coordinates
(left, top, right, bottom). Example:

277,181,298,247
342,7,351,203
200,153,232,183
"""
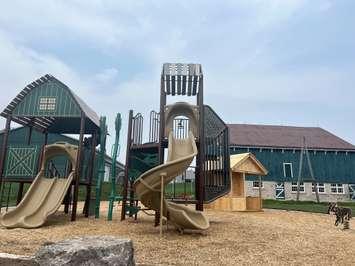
228,124,355,202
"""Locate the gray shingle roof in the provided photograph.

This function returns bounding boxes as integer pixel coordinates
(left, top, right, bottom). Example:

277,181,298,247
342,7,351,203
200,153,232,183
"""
228,124,355,151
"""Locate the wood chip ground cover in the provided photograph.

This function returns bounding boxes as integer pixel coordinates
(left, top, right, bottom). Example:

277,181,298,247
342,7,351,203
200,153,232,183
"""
0,202,354,265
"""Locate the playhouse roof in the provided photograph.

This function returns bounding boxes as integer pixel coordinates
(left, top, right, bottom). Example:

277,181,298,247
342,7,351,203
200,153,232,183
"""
228,124,355,151
230,153,268,176
1,75,100,134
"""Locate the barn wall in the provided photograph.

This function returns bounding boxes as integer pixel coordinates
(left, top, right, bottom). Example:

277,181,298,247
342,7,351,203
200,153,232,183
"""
245,181,351,202
231,147,355,184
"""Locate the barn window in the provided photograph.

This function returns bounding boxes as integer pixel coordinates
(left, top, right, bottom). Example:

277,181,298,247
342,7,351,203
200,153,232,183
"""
330,183,344,194
283,163,293,178
252,181,263,189
312,183,325,193
291,182,305,192
39,97,56,111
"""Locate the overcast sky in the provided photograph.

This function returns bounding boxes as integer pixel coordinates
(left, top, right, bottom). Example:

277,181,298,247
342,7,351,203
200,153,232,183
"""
0,0,354,162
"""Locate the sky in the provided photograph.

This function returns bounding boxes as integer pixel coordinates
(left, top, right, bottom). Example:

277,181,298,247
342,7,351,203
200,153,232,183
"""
0,0,355,162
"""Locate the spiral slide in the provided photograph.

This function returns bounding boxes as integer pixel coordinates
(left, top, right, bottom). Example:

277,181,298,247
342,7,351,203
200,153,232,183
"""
134,132,209,231
1,143,77,229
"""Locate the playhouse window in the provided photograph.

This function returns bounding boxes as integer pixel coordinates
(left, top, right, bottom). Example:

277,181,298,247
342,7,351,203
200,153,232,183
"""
330,183,344,194
252,180,263,189
39,97,56,111
312,183,325,193
283,163,293,178
291,182,305,192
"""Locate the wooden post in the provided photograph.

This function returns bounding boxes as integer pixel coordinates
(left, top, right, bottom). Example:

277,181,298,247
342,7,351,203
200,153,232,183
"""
0,116,11,193
258,175,262,210
156,78,167,226
17,126,33,205
64,161,72,214
196,76,204,211
160,173,166,237
84,132,97,217
71,113,86,221
121,110,133,221
37,131,48,174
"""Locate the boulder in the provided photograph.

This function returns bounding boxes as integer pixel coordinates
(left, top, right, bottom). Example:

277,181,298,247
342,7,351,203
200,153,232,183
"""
34,236,135,266
0,252,38,266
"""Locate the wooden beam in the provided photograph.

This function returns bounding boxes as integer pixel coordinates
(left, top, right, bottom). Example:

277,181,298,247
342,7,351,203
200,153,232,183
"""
121,110,133,221
84,131,97,217
196,76,204,211
0,116,11,194
71,113,86,221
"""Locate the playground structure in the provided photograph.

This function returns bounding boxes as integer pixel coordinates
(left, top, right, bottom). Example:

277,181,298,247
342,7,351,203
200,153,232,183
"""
206,153,268,212
121,63,231,231
0,75,108,224
1,143,78,228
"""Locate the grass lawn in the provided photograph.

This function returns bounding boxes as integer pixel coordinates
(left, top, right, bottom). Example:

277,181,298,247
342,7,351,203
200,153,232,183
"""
0,182,118,208
263,199,355,214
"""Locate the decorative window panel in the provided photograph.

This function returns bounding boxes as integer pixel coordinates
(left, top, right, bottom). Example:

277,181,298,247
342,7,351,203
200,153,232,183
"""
39,97,57,111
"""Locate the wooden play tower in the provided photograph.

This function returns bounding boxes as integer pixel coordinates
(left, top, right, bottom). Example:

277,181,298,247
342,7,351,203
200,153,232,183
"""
121,63,231,221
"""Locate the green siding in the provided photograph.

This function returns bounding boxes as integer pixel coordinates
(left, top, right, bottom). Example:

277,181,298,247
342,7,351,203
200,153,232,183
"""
231,147,355,184
12,80,81,117
0,127,102,181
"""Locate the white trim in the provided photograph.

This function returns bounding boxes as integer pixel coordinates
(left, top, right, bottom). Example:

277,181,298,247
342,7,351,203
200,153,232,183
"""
283,163,293,178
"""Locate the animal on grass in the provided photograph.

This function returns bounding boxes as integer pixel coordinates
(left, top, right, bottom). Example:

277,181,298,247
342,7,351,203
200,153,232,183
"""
327,202,352,226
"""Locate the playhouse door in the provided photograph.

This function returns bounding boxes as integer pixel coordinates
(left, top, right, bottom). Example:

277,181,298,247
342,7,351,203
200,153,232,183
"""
349,184,355,201
275,183,285,199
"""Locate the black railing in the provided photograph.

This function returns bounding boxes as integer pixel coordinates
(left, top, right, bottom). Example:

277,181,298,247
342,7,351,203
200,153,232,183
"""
173,118,189,139
131,113,143,145
149,111,160,143
203,105,230,202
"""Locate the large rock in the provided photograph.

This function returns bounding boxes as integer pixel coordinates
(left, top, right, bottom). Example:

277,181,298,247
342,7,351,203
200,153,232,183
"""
0,252,38,266
34,236,135,266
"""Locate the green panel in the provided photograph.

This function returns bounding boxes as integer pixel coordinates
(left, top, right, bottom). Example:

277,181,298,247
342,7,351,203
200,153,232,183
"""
0,127,105,181
231,147,355,184
4,145,39,177
128,147,159,181
12,80,81,117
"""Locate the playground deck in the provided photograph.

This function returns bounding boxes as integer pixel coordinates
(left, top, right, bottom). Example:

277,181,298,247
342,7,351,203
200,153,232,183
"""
0,202,354,265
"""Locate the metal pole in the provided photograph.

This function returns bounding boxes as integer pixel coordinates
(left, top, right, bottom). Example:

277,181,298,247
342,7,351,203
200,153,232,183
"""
296,139,304,201
71,113,86,221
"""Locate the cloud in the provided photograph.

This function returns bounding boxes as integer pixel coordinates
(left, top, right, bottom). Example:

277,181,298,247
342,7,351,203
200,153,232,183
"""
0,0,354,163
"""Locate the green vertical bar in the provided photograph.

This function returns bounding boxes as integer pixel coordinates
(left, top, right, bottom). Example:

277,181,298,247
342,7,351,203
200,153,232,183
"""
108,113,122,221
95,116,107,218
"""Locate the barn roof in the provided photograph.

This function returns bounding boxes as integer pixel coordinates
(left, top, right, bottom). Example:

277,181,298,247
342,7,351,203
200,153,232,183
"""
1,74,100,134
228,124,355,151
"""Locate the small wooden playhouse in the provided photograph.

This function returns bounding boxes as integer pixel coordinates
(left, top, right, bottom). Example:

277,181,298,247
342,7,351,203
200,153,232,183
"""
206,153,268,211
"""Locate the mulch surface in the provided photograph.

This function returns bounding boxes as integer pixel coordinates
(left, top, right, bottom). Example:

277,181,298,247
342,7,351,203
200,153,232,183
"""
0,202,354,265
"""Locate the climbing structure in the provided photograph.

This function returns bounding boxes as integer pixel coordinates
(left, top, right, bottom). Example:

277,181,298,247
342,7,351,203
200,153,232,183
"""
121,63,231,222
0,75,106,222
